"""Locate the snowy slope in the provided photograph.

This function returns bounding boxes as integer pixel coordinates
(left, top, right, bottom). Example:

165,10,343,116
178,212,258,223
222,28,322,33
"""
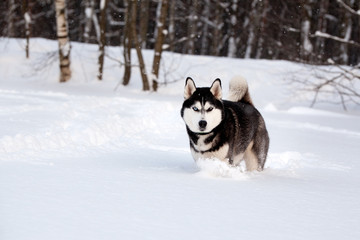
1,38,360,240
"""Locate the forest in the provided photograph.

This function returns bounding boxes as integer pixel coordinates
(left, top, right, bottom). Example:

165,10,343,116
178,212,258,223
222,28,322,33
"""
1,0,360,97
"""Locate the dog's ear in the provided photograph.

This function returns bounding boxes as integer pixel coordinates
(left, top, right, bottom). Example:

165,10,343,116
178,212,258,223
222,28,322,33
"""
210,78,222,100
184,77,196,99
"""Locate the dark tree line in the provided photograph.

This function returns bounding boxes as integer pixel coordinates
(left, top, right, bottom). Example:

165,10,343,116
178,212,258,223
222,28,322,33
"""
1,0,360,89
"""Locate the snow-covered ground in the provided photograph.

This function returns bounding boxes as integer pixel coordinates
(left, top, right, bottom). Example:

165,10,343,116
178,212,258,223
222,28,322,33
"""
1,38,360,240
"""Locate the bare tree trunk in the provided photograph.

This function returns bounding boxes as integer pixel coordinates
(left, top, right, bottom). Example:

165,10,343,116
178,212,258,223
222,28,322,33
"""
92,8,100,43
227,0,238,58
8,0,17,37
122,0,132,86
151,0,168,91
168,0,176,51
84,0,95,43
211,2,222,56
339,0,354,64
55,0,71,82
186,0,197,54
97,0,108,81
300,0,313,62
272,3,287,59
256,0,269,59
130,0,150,91
245,1,258,59
22,0,31,59
139,0,150,49
200,0,210,55
315,0,329,61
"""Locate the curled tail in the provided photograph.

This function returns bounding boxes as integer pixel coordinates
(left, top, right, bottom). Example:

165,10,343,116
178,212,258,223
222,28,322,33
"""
228,76,253,106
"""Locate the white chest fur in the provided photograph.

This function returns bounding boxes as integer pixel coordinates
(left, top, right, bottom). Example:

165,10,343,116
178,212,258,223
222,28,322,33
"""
193,135,212,152
191,137,229,162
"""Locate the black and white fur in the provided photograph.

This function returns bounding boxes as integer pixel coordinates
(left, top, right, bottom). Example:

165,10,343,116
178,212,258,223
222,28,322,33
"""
181,76,269,171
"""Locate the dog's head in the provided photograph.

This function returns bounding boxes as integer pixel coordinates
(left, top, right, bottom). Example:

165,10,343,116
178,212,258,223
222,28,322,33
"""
181,77,224,134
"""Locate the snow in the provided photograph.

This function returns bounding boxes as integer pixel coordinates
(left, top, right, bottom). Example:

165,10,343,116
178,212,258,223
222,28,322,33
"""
1,38,360,240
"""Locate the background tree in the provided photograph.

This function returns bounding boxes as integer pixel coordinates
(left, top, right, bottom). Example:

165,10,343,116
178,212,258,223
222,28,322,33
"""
122,0,132,86
300,0,313,62
83,0,96,43
7,0,17,37
227,0,239,58
130,0,149,91
151,0,168,91
22,0,31,59
97,0,108,81
139,0,150,49
121,0,149,90
55,0,71,82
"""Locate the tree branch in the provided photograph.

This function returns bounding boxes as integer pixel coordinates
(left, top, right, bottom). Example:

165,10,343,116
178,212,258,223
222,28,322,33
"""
313,31,360,48
336,0,360,16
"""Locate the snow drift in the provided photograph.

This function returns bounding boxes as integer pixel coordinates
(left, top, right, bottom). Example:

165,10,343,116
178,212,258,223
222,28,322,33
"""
0,38,359,240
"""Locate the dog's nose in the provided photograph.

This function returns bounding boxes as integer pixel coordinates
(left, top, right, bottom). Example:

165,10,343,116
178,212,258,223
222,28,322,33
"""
199,120,207,129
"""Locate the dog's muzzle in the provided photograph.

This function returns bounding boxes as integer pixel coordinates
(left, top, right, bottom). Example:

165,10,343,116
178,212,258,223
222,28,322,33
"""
199,120,207,131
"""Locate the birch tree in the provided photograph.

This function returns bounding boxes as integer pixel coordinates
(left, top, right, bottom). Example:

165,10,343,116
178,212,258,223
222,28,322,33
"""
315,0,329,61
22,0,31,59
300,0,313,61
339,0,354,64
151,0,168,91
122,0,132,86
83,0,95,43
55,0,71,82
97,0,108,81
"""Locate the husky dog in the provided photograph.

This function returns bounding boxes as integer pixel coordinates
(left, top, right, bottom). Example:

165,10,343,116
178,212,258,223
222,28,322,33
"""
180,76,269,171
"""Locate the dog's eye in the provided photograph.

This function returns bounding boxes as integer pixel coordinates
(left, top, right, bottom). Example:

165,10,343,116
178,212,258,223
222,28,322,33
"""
192,106,199,111
207,107,214,112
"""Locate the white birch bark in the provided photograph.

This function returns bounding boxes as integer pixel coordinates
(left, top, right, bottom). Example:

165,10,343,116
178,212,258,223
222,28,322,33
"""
97,0,108,80
55,0,71,82
339,0,354,64
23,0,31,59
151,0,168,91
84,0,95,43
300,0,313,61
